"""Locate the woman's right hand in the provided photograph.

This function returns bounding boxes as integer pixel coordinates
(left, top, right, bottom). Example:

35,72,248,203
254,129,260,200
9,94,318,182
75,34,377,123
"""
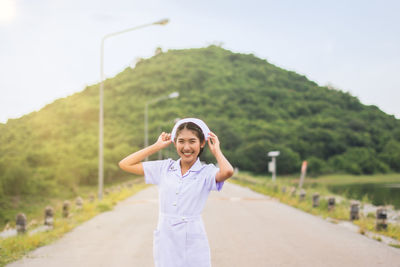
119,132,171,175
155,132,172,149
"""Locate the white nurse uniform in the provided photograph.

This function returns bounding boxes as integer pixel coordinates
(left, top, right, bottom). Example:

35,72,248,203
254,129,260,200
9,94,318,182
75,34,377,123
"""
143,157,224,267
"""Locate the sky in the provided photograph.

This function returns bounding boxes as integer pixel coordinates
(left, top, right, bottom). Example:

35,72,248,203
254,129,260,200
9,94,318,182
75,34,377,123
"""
0,0,399,123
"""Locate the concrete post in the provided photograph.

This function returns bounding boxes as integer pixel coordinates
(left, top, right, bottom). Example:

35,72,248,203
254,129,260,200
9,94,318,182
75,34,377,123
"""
63,201,70,218
16,213,27,234
290,187,297,197
273,184,279,193
376,207,388,230
312,193,320,207
76,197,83,209
328,197,335,211
44,206,54,226
350,201,360,220
299,189,306,201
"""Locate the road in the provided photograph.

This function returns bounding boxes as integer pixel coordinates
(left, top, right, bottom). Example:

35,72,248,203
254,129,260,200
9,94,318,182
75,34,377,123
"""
7,182,400,267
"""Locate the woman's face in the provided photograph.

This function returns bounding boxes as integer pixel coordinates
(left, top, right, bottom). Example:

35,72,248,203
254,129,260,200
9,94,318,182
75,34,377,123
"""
175,128,205,166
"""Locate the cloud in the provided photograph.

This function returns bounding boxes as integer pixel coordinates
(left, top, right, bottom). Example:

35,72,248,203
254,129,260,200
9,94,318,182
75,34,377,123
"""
90,13,118,22
0,0,17,24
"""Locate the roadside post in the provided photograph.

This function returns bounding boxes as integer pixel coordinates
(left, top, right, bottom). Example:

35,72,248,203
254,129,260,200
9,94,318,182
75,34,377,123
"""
63,201,70,218
298,161,307,189
16,213,27,234
299,189,306,201
76,197,83,209
312,193,320,207
376,207,388,230
350,201,360,220
290,187,297,197
328,197,335,211
44,206,54,226
268,151,280,182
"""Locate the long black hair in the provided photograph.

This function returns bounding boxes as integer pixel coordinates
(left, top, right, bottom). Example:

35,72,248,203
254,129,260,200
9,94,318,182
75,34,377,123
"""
174,122,205,157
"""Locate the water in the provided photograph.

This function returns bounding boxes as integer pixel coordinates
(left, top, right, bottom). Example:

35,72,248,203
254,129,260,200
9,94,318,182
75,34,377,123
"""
327,183,400,210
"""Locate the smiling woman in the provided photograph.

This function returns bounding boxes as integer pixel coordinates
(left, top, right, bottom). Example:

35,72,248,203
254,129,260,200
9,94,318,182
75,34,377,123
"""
118,117,234,267
0,0,17,24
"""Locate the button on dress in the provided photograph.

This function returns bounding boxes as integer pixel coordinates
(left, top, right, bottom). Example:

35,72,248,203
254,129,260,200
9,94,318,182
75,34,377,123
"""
143,158,224,267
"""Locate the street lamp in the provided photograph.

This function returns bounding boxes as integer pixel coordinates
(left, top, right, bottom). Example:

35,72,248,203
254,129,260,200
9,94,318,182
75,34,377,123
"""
98,18,169,200
144,92,179,161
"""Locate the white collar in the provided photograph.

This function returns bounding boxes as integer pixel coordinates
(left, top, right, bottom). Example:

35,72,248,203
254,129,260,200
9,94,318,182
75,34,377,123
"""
168,158,205,174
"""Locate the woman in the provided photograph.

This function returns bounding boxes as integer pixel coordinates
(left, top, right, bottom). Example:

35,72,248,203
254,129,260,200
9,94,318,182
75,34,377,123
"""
119,118,234,267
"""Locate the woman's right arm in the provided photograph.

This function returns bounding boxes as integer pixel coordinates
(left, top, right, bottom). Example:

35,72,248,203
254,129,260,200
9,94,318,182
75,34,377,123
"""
118,132,172,175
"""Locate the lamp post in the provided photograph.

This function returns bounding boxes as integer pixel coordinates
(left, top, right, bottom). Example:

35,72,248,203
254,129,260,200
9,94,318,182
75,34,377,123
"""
98,18,169,200
144,92,179,161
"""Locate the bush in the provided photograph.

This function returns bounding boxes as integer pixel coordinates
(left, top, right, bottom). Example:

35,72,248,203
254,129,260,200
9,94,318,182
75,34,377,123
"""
329,147,389,174
307,156,330,175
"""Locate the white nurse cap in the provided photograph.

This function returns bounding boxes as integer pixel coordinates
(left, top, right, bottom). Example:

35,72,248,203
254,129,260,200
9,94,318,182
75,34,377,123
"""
171,118,211,142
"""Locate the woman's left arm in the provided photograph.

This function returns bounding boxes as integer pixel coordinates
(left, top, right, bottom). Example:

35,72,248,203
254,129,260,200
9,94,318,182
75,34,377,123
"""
208,132,234,182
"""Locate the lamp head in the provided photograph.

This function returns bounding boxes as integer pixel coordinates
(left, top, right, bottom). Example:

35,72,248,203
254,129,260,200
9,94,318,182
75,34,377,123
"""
154,18,169,25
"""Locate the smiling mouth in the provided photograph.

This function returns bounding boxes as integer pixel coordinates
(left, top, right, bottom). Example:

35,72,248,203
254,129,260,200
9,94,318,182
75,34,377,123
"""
183,152,193,156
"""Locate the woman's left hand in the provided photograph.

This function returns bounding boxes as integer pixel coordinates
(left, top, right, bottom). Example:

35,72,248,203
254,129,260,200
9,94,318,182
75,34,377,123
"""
207,132,221,155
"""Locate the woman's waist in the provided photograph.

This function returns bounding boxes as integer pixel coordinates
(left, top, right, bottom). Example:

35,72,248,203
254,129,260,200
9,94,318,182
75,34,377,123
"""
159,212,202,222
157,212,206,231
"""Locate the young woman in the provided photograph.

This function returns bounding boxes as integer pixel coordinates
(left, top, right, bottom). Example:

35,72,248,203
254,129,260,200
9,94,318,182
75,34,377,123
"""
119,118,234,267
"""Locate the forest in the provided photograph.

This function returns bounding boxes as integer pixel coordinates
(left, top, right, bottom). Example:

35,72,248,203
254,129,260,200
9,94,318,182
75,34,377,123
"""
1,45,399,220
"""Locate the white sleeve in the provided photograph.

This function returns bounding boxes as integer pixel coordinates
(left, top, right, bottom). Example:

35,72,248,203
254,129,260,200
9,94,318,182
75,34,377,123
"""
205,164,224,191
142,159,170,185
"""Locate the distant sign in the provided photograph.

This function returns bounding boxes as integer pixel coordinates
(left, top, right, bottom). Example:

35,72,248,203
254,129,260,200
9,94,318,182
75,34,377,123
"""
268,151,280,157
268,161,275,173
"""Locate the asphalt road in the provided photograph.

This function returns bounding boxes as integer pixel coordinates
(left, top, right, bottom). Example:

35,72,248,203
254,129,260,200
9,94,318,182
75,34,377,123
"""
7,182,400,267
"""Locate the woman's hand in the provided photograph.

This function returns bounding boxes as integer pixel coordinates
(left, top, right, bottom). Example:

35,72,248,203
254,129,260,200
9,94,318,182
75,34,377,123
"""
207,132,221,156
119,132,171,175
155,132,172,149
207,131,234,182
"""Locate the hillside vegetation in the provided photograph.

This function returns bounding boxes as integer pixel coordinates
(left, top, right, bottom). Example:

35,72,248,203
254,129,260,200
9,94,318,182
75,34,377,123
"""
1,46,400,223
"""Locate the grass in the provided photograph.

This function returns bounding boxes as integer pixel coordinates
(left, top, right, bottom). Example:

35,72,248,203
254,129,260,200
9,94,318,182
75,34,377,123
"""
373,236,382,242
0,181,149,267
390,244,400,249
0,178,140,230
229,172,400,245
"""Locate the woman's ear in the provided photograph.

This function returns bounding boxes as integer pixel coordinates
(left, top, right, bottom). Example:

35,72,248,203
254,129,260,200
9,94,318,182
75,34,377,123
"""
200,139,206,148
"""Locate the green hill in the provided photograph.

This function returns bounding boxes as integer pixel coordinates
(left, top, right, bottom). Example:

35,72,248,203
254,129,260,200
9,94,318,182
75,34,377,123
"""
1,46,400,220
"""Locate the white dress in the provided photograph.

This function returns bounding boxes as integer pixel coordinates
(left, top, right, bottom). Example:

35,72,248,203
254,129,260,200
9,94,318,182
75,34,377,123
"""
143,158,224,267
